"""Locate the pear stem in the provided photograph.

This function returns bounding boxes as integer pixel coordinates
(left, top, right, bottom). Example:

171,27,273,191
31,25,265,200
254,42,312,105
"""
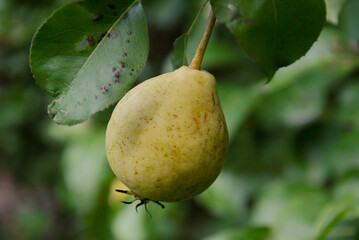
189,8,216,70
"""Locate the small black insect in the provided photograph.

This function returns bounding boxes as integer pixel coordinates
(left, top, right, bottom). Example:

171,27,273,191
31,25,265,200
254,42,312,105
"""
127,31,132,36
116,189,165,218
125,40,130,43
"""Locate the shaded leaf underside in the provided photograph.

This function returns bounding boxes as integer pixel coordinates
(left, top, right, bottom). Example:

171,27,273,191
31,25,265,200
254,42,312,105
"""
211,0,326,79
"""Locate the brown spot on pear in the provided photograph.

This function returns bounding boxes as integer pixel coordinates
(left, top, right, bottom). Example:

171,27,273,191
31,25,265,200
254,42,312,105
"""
106,66,228,202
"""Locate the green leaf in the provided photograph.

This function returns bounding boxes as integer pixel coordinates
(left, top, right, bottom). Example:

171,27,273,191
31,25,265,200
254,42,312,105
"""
251,181,329,240
210,0,326,80
171,0,208,70
339,0,359,44
273,189,329,240
313,201,352,240
171,34,188,69
30,0,149,125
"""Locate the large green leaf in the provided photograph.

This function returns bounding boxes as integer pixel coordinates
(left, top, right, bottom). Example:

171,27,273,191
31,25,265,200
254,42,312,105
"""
30,0,148,125
210,0,326,79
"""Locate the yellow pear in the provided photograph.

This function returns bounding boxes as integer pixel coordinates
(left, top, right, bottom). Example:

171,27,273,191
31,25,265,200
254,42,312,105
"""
106,66,228,202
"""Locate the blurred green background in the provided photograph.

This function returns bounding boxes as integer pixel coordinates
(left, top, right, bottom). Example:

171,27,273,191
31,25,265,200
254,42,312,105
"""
1,0,359,239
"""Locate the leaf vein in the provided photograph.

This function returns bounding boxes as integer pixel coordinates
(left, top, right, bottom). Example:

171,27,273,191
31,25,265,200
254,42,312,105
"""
53,0,138,105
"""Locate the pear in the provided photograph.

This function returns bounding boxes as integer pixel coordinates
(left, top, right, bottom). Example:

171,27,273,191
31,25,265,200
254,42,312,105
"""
106,66,228,202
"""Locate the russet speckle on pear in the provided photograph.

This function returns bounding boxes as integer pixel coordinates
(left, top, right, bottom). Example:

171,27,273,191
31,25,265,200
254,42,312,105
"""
106,66,228,202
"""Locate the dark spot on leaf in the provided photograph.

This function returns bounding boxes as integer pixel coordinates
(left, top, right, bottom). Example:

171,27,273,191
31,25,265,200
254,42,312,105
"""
92,13,103,21
123,52,127,57
131,68,134,71
113,69,120,78
114,79,119,83
126,40,130,43
122,13,127,20
245,19,251,24
107,33,111,38
108,3,116,9
129,72,132,76
97,33,106,42
120,61,126,68
94,95,98,100
100,85,108,93
87,36,96,46
127,31,132,36
108,83,112,86
111,32,118,39
47,109,54,119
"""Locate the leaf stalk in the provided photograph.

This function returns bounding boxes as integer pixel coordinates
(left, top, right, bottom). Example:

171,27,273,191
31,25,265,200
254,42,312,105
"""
189,8,216,70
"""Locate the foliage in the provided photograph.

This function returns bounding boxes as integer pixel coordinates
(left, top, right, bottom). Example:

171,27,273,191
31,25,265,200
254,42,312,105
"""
30,0,326,125
30,0,148,125
1,0,359,239
210,0,326,79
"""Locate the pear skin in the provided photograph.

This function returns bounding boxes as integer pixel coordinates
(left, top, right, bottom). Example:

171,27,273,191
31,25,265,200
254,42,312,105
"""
106,66,228,202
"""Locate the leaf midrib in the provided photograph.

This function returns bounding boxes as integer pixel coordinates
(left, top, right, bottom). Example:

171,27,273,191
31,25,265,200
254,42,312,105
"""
54,0,138,103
